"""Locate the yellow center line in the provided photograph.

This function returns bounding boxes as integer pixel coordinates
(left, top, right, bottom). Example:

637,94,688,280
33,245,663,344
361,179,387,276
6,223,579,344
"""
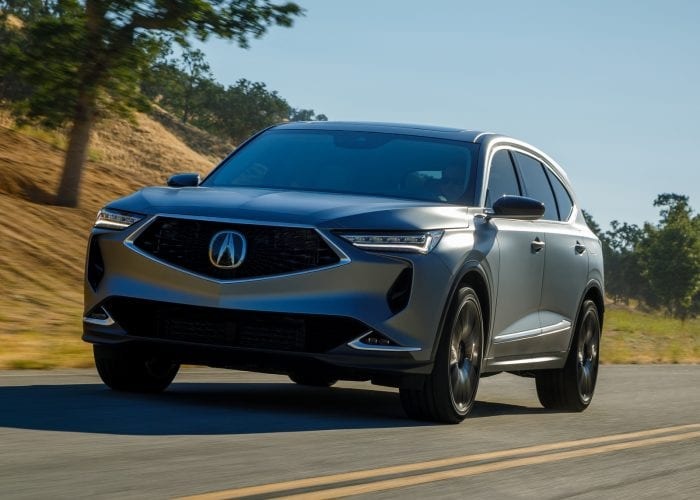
278,430,700,500
178,423,699,500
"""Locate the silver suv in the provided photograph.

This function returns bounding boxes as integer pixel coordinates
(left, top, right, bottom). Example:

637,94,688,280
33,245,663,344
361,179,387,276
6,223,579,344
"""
83,122,604,423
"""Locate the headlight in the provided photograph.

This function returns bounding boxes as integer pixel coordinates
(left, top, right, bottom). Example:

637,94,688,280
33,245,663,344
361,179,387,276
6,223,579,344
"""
338,230,443,254
94,208,144,230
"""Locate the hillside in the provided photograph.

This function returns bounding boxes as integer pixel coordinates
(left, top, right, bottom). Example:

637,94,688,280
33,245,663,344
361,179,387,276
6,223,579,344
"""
0,114,697,368
0,111,222,368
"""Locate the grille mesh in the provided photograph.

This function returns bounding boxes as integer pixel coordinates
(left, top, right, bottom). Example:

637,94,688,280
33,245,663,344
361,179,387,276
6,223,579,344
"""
132,217,340,280
106,298,367,353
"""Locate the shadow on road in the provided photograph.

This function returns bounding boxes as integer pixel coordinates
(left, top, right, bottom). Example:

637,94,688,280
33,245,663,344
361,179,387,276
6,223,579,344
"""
0,381,546,435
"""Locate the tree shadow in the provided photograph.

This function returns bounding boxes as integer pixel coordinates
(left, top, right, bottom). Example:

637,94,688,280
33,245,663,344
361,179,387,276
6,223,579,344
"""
0,174,57,204
22,179,57,204
0,381,548,436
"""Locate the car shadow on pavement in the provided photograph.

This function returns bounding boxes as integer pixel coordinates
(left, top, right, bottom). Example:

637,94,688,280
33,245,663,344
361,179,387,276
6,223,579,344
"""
0,382,548,436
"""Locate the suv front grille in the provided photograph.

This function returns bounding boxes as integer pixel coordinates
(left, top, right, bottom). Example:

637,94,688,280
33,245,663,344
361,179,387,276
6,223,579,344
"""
132,217,341,280
105,297,367,353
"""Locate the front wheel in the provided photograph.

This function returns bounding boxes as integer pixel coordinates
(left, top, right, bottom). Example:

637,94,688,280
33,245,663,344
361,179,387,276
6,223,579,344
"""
93,344,180,393
400,286,483,423
535,299,601,411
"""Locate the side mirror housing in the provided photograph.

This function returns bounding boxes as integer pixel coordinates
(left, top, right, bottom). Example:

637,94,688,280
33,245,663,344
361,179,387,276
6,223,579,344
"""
490,195,545,220
167,173,200,187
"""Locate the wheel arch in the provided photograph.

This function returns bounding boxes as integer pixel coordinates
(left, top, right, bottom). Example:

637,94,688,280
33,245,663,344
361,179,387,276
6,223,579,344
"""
460,269,492,348
566,280,605,355
429,261,494,362
583,282,605,330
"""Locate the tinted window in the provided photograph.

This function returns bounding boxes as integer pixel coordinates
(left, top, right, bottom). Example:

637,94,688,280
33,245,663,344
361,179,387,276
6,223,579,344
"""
205,130,480,204
545,168,574,221
513,152,558,221
485,150,521,207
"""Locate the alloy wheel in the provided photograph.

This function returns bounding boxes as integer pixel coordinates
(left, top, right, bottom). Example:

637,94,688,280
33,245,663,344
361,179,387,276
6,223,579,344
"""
576,308,600,403
448,296,483,413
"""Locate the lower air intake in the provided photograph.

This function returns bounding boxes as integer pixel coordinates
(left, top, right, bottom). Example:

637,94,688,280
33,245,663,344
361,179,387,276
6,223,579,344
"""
105,297,368,353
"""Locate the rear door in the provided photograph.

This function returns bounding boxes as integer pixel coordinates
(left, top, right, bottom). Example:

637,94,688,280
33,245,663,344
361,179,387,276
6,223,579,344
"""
513,151,588,355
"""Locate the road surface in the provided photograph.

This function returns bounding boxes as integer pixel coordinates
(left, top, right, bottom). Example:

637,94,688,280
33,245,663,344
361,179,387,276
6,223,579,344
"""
0,365,698,499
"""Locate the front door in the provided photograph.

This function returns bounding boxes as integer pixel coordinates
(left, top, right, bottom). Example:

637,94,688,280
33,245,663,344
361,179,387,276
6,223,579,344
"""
480,148,545,360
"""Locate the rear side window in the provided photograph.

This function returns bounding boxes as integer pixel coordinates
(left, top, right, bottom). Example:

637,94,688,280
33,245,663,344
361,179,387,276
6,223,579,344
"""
513,152,558,221
546,169,574,221
485,150,521,207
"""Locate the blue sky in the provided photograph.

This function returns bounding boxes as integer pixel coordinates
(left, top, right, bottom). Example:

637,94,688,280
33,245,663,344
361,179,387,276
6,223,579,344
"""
199,0,699,229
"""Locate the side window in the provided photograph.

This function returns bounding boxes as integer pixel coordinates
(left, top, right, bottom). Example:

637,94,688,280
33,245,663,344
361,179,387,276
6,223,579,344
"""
545,168,574,221
513,152,558,221
485,150,521,207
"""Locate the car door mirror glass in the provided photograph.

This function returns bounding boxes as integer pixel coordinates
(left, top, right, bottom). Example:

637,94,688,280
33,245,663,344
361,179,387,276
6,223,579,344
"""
491,195,545,220
167,173,200,187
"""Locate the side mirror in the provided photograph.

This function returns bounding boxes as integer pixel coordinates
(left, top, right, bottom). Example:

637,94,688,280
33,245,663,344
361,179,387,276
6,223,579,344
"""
167,173,200,187
490,195,545,220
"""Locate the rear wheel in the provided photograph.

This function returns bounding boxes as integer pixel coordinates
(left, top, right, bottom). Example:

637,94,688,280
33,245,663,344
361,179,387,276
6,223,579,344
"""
536,299,601,411
93,344,179,393
288,372,337,387
400,286,483,423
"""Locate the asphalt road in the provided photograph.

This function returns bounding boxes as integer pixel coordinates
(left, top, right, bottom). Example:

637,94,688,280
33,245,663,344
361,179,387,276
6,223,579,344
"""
0,365,698,499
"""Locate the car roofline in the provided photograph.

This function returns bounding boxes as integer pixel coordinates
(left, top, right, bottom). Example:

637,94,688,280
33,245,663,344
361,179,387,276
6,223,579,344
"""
271,120,496,144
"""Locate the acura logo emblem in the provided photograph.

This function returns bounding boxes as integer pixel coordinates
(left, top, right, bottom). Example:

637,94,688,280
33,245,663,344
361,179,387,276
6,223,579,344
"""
209,231,247,269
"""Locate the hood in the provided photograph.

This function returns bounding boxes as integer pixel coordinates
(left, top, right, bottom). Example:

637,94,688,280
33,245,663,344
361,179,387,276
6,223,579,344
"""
108,186,471,230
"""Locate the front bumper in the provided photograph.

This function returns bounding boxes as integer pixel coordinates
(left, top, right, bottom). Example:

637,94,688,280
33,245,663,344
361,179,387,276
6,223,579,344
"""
83,217,458,377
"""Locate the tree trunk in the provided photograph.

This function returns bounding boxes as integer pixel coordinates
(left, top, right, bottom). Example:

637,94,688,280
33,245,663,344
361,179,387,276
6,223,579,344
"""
55,92,96,207
55,0,103,208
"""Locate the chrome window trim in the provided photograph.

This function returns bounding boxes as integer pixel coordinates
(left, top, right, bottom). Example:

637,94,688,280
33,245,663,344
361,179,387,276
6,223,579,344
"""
472,131,493,142
480,141,577,224
122,214,351,284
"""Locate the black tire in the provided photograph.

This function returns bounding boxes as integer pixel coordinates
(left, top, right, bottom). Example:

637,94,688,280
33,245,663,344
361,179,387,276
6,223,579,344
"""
93,344,180,393
288,371,338,387
535,299,601,411
400,286,483,423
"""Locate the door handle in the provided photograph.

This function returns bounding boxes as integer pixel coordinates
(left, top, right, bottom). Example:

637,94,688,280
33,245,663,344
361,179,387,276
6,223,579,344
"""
575,241,586,254
531,238,545,253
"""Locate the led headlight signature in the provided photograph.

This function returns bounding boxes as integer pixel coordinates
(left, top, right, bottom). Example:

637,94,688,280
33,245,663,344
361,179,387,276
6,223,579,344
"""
338,230,443,254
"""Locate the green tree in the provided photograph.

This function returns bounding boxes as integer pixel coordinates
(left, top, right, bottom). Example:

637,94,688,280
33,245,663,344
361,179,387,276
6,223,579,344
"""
638,194,700,319
583,209,647,304
211,79,291,143
141,56,330,142
289,108,328,122
179,49,212,125
0,0,302,207
603,220,646,304
142,45,214,124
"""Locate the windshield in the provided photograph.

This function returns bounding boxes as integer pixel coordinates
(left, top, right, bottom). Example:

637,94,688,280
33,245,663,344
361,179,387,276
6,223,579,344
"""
204,129,480,204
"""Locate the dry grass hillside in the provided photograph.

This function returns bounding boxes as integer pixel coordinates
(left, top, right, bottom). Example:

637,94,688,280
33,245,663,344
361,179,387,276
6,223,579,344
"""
0,110,222,368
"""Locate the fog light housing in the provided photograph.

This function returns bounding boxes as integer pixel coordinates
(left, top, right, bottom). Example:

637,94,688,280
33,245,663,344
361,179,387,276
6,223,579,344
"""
348,331,421,352
83,306,115,326
360,331,399,347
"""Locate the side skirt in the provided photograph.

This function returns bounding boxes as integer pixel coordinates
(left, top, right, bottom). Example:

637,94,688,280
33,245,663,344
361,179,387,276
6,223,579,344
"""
482,352,567,372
